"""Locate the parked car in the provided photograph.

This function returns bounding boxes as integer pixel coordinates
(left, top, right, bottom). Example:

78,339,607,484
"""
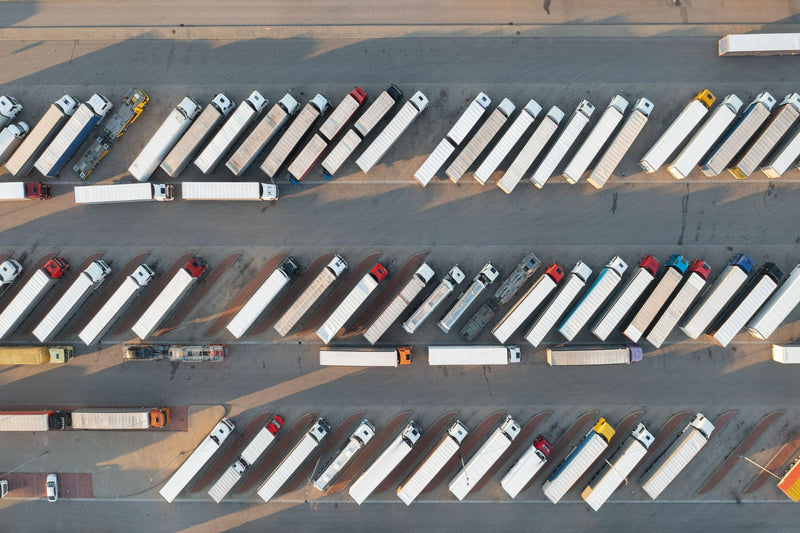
46,473,58,502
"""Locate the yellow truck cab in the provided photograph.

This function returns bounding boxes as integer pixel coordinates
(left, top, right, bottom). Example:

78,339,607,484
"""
593,418,616,442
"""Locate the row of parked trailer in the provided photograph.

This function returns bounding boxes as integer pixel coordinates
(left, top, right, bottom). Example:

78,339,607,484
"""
160,412,734,510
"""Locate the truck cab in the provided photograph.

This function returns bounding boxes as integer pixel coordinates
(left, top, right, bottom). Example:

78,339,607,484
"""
124,344,168,360
544,263,566,283
639,255,661,276
533,434,552,458
369,263,389,282
0,95,22,122
310,418,331,441
593,418,616,442
48,411,71,430
132,264,156,285
500,415,522,439
397,346,412,365
48,346,73,364
280,257,301,279
149,408,171,428
401,422,422,445
44,257,69,279
267,415,284,435
185,257,208,278
688,259,711,279
0,259,22,285
86,260,112,282
24,182,52,200
153,183,174,201
694,89,716,108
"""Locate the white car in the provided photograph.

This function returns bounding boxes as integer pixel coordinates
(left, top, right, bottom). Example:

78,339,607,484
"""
46,474,58,502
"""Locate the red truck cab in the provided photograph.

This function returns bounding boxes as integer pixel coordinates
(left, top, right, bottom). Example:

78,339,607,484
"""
533,434,552,458
639,255,661,276
44,257,69,279
267,415,284,435
184,256,207,278
688,259,711,280
544,263,565,283
350,87,368,105
25,182,52,200
369,263,389,283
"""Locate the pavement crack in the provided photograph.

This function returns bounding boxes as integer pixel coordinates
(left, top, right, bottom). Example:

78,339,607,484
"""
611,192,618,214
482,366,493,397
677,184,689,245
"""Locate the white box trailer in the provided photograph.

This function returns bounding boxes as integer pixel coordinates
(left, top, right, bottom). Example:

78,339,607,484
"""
762,125,800,178
667,94,743,180
531,100,595,188
543,419,615,504
493,264,565,343
729,93,800,179
474,99,542,185
446,98,516,183
592,255,660,341
180,182,278,201
501,436,551,499
559,256,627,341
624,255,688,343
226,94,299,176
563,96,628,184
32,260,111,342
748,264,800,340
258,419,330,503
0,123,29,165
449,415,521,500
364,264,434,344
0,266,63,340
587,98,654,189
773,344,800,363
524,261,592,348
128,97,201,182
316,263,388,344
709,263,783,347
160,94,234,177
680,254,753,339
546,345,642,366
701,92,776,177
313,419,375,492
274,255,347,337
74,183,173,204
719,33,800,56
194,91,267,174
287,133,328,183
356,91,429,174
0,181,48,201
318,88,367,142
397,421,468,505
349,422,422,505
497,106,564,194
79,265,154,345
640,90,716,173
438,263,499,334
582,424,654,511
641,413,714,499
403,265,465,334
159,418,235,503
0,411,53,431
70,408,159,430
428,345,521,365
4,95,78,178
319,347,411,367
261,94,329,178
646,261,711,348
414,92,491,186
226,257,300,339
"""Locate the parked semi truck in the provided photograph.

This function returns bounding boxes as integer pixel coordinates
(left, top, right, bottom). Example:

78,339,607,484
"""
701,92,776,177
226,257,300,339
500,436,552,500
364,264,434,344
582,424,654,511
74,183,174,204
397,421,468,505
587,98,654,189
640,90,716,173
0,123,30,165
641,413,714,499
132,257,207,339
495,252,542,306
546,345,642,366
709,263,783,347
0,257,69,340
71,408,170,430
592,255,660,341
563,95,628,184
319,87,368,142
274,256,347,337
497,106,564,194
128,97,201,182
356,91,428,174
428,345,520,365
0,96,21,128
719,33,800,56
181,182,278,202
79,265,154,345
313,419,375,492
623,254,689,343
747,264,800,340
559,256,627,341
474,100,542,185
680,254,753,339
0,181,51,201
0,345,73,365
159,418,235,503
208,415,283,503
646,260,711,348
316,263,388,344
33,260,111,342
34,94,113,178
402,265,465,334
531,99,595,188
4,95,77,178
160,93,234,177
0,410,70,431
319,346,411,367
543,418,616,504
73,87,149,180
493,264,565,343
459,300,497,342
225,94,298,176
414,92,492,186
0,259,23,294
773,344,800,364
524,261,592,347
261,94,329,179
762,126,800,178
322,85,402,177
438,263,499,334
349,422,422,505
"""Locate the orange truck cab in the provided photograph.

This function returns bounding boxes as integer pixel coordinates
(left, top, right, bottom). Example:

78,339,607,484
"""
149,407,171,428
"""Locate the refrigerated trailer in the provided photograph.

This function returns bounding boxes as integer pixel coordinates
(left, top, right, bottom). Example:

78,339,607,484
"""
364,264,434,344
493,264,565,343
260,94,329,179
748,264,800,340
646,260,711,348
474,99,542,185
501,435,552,498
624,254,689,343
319,346,411,367
592,255,660,341
74,183,174,204
497,106,564,194
640,90,715,173
546,345,642,366
180,182,278,201
316,263,388,344
160,93,234,177
402,265,465,334
0,258,69,340
531,99,595,188
438,263,499,334
428,345,520,365
562,95,628,184
559,256,627,341
313,419,375,492
719,33,800,56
